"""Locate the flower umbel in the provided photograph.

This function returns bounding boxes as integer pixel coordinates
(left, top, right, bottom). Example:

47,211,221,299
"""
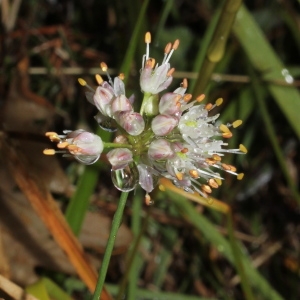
44,32,247,203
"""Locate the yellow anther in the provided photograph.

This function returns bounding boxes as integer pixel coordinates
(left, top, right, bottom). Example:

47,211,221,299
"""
183,93,192,102
181,147,189,153
145,193,152,205
100,62,108,72
43,149,56,155
228,165,237,172
172,39,180,50
222,132,233,138
181,78,188,89
219,124,230,133
233,120,243,128
159,184,166,192
205,103,213,111
149,58,156,68
196,94,205,102
45,131,58,137
118,73,125,80
212,154,221,161
167,67,175,77
95,74,103,85
67,145,79,152
78,78,87,86
176,102,181,109
237,173,244,180
176,172,183,181
222,163,231,171
215,178,222,186
215,98,223,106
239,144,248,153
202,184,212,194
145,32,151,43
208,178,219,189
57,141,69,149
189,169,199,178
205,158,215,165
164,42,172,54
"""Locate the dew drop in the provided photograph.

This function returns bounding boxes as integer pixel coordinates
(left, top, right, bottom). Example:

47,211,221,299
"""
111,162,139,192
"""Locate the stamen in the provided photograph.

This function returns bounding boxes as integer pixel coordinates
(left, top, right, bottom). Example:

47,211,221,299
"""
189,169,199,178
78,78,87,86
176,172,184,181
57,141,69,149
205,158,216,165
181,78,188,89
232,120,242,128
228,165,237,172
78,78,94,92
222,132,233,138
215,98,223,106
145,32,151,60
205,103,213,111
45,132,61,142
208,178,219,188
239,144,248,153
145,193,153,205
43,149,56,155
167,67,175,77
100,62,108,72
183,94,192,102
201,184,212,194
181,147,189,153
215,178,222,186
165,39,180,64
222,163,231,171
212,154,221,161
100,62,113,86
95,74,103,85
164,42,172,54
219,124,230,133
237,173,244,180
118,73,125,80
172,39,180,50
196,94,205,102
162,42,172,64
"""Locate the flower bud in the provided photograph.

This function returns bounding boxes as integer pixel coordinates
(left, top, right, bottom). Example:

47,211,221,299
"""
148,139,174,160
151,114,178,136
117,111,145,136
111,95,133,114
159,93,181,115
107,148,133,170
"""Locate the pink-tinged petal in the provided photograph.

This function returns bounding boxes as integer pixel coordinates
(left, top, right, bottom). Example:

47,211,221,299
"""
148,139,174,160
137,164,155,193
72,131,103,156
151,114,178,136
159,93,181,115
107,148,133,170
93,86,114,116
111,95,133,114
140,63,171,94
113,77,125,96
156,75,173,93
117,111,145,136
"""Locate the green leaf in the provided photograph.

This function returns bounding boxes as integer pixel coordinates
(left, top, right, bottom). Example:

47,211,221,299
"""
233,4,300,139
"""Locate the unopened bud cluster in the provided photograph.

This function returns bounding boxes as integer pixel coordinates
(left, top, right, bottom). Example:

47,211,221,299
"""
44,32,247,202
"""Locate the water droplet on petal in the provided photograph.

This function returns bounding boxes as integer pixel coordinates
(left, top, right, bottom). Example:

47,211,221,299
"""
111,162,139,192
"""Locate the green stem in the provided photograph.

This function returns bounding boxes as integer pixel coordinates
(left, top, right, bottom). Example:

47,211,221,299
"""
103,142,132,149
227,212,255,300
92,191,129,300
193,0,242,96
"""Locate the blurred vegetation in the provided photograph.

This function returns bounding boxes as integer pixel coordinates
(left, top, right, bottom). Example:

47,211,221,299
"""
0,0,300,300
